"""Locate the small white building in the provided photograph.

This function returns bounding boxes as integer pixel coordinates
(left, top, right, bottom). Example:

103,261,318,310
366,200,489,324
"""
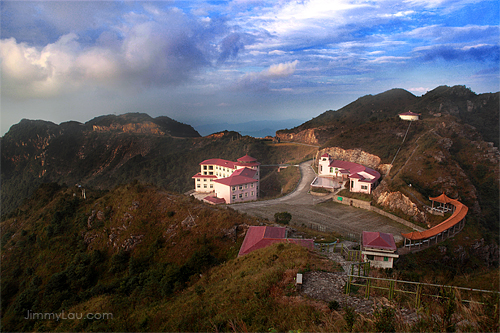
398,111,420,121
362,231,399,269
317,153,380,194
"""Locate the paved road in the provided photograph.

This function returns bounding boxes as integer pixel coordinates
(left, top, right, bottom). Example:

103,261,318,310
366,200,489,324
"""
232,160,413,241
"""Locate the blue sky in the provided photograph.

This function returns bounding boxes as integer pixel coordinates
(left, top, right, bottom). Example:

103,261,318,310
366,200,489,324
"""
1,0,499,135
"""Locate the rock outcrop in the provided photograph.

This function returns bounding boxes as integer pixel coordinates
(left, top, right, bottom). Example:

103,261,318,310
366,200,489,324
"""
372,180,428,225
316,147,392,175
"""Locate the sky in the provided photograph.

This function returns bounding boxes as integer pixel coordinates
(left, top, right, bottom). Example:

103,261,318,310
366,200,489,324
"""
1,0,499,135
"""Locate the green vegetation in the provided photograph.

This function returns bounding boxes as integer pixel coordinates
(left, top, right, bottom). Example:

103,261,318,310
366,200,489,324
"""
274,211,292,225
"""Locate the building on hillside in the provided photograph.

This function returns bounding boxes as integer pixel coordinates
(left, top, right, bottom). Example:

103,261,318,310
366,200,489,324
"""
238,226,314,256
362,231,399,269
192,154,260,204
398,110,420,121
314,153,380,194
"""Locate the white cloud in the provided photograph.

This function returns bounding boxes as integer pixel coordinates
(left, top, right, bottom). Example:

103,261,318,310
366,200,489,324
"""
235,60,298,90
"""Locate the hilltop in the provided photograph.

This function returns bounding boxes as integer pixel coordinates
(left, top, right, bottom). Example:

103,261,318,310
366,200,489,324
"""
277,85,499,237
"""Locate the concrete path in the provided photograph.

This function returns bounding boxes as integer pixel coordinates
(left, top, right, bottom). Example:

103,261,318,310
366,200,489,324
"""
231,160,413,241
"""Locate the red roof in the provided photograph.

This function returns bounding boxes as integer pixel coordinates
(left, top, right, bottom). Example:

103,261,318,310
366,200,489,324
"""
237,154,258,163
200,158,238,169
203,196,226,205
399,111,421,116
213,175,258,186
363,231,397,251
192,173,217,179
238,226,314,256
232,167,257,178
329,160,380,183
321,153,330,157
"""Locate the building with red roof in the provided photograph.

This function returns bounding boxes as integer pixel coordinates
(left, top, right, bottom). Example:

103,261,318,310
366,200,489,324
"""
316,153,380,194
398,110,421,121
238,226,314,256
362,231,399,268
192,154,260,204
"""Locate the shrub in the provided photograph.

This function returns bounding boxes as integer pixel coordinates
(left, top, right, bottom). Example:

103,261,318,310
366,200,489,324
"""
343,306,358,332
274,212,292,225
373,306,396,332
328,300,340,311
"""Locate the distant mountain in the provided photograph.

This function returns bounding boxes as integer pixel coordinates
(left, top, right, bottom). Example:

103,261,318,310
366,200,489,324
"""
1,114,312,217
194,119,306,137
278,86,499,147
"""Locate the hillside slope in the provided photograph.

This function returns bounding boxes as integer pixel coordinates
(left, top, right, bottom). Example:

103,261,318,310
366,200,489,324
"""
277,86,499,236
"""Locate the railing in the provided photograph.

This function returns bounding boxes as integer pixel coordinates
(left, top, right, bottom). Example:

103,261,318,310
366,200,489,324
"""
345,275,500,307
315,242,363,262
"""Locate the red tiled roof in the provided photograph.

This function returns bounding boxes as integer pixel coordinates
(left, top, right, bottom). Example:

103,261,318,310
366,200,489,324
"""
329,160,380,183
232,167,257,178
237,154,258,163
399,111,421,116
363,231,397,250
203,196,226,205
192,173,217,179
238,226,314,256
321,153,330,157
200,158,237,169
402,194,468,241
213,175,258,186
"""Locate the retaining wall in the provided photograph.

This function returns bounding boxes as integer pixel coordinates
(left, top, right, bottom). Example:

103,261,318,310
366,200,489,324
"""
332,196,424,231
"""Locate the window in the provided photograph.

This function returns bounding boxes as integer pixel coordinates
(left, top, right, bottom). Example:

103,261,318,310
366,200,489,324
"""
239,194,242,198
210,184,213,188
330,167,333,173
251,191,254,196
204,179,207,182
245,193,248,197
320,165,322,172
197,178,200,182
367,255,374,260
351,181,354,188
203,166,207,170
244,184,248,189
239,185,243,190
209,166,213,170
204,184,207,188
209,172,213,175
251,183,254,188
232,195,236,200
384,257,388,261
197,184,200,188
232,186,236,191
361,185,368,190
204,172,207,175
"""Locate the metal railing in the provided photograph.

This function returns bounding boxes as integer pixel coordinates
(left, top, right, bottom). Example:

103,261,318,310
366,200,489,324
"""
346,275,500,307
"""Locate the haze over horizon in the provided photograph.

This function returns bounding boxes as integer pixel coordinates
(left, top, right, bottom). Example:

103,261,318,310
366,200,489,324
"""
1,0,499,136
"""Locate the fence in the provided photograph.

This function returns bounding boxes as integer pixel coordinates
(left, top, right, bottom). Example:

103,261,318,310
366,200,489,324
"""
315,242,363,262
345,275,500,307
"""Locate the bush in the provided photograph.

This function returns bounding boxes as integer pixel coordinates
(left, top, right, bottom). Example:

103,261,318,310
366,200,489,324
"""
328,300,340,311
373,306,396,332
274,212,292,225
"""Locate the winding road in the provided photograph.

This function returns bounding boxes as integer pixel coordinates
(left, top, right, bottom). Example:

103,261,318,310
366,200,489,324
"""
232,160,413,241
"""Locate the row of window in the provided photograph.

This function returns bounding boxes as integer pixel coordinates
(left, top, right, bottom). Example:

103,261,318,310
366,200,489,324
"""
197,184,213,189
232,191,255,200
366,255,389,261
232,183,254,191
203,165,232,172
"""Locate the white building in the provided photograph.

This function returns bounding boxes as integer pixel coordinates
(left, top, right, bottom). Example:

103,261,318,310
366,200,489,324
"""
192,154,260,204
398,111,420,121
316,153,380,194
362,231,399,269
